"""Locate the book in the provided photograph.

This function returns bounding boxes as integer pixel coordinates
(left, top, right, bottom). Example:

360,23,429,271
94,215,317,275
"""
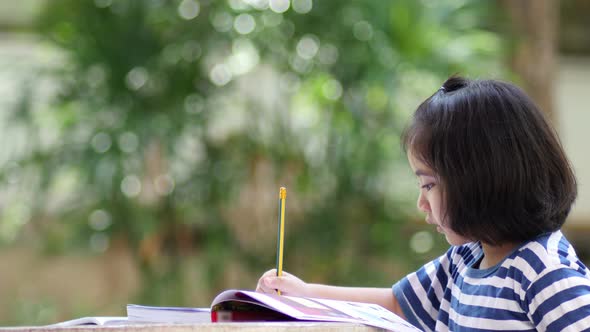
126,304,211,323
50,290,419,331
210,289,421,332
48,316,128,327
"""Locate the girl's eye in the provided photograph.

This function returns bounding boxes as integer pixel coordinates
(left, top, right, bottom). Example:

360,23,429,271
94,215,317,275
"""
421,183,435,191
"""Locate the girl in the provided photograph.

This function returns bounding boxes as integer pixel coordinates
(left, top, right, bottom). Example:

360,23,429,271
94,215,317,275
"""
256,76,590,331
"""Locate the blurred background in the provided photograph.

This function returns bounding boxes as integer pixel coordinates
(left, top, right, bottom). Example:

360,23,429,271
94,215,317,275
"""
0,0,588,326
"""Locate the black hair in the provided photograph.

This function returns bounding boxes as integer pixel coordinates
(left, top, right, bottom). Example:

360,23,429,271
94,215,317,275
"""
402,76,577,245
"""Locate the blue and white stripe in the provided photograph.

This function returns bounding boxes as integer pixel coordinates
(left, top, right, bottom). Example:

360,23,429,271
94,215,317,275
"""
393,231,590,331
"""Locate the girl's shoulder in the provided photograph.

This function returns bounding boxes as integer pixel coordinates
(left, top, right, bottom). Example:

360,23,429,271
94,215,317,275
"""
510,231,589,282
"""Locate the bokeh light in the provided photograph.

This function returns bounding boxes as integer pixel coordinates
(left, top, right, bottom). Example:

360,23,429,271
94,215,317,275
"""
410,231,435,254
88,209,112,231
269,0,289,13
118,132,139,154
177,0,200,20
91,132,112,154
209,64,232,86
292,0,312,14
121,175,141,197
125,67,149,91
296,35,320,60
234,13,256,35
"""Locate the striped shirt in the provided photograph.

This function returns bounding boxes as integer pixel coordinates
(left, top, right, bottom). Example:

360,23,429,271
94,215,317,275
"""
393,231,590,331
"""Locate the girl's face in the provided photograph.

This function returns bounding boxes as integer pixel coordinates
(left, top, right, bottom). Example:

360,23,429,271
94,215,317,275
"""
408,152,471,246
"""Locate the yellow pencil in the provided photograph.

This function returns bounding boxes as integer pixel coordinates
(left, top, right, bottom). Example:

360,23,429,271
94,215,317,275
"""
276,187,287,295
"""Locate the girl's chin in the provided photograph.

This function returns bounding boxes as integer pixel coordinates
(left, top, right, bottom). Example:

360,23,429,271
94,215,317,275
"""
444,234,471,246
436,225,444,233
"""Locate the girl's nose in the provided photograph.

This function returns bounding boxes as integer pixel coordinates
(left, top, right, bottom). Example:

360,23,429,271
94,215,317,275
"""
417,192,430,213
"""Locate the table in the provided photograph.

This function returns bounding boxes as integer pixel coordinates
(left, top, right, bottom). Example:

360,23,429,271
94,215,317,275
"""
0,322,385,332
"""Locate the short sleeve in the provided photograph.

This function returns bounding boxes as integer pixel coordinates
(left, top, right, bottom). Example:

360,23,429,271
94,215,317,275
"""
526,266,590,330
393,248,455,332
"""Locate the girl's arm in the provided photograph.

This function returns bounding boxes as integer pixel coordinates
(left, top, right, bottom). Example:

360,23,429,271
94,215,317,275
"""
255,269,405,319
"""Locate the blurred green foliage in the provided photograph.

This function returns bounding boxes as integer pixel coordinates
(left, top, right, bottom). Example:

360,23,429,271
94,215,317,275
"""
1,0,509,324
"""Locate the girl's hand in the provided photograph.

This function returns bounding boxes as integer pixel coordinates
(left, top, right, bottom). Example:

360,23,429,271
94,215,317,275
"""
255,269,309,297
